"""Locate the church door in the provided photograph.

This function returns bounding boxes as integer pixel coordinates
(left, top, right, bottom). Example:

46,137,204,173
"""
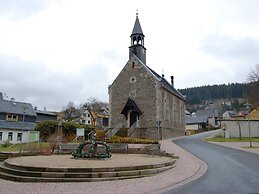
130,111,138,127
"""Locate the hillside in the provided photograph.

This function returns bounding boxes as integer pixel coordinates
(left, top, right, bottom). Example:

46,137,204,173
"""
179,83,248,105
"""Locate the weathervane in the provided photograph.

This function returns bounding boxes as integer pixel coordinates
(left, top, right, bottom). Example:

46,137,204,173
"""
136,9,138,17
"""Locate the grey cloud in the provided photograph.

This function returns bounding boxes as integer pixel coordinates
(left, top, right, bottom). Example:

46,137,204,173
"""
0,0,48,19
201,35,259,59
198,35,259,85
0,55,110,111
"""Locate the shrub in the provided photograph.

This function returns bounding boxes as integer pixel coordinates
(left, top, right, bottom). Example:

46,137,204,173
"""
107,136,158,144
35,120,57,141
2,140,12,147
96,130,106,141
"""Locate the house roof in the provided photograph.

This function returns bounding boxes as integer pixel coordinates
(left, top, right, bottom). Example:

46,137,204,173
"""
121,98,142,116
0,120,36,131
133,55,185,100
36,110,57,116
185,110,191,116
0,99,36,116
195,108,219,118
186,115,208,125
224,111,237,117
246,107,259,120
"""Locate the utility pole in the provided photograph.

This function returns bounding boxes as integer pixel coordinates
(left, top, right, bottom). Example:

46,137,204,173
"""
19,107,26,155
248,117,252,148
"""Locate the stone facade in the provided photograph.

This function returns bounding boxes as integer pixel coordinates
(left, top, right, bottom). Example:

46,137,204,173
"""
108,14,185,139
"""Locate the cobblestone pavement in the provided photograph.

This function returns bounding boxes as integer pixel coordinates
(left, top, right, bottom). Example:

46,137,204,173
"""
0,139,208,194
6,154,174,168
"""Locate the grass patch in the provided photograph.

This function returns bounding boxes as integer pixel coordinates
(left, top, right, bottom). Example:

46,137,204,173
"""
205,137,259,143
0,142,50,152
241,146,259,149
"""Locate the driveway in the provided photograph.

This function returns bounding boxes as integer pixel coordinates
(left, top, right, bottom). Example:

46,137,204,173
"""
166,131,259,194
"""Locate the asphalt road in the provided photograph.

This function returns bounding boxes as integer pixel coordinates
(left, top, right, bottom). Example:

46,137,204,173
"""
165,131,259,194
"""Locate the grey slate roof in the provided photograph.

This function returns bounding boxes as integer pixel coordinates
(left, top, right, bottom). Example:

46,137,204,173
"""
0,100,36,116
195,108,219,118
36,110,57,116
186,115,208,125
121,98,142,116
134,55,185,100
0,120,36,131
131,16,144,35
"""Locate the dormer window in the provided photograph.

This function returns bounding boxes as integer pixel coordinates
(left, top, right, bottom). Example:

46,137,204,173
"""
6,114,19,121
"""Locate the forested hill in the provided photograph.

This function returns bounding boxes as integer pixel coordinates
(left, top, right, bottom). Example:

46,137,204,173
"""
179,83,248,105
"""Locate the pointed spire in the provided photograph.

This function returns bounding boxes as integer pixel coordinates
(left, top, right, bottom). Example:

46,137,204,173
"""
131,11,144,35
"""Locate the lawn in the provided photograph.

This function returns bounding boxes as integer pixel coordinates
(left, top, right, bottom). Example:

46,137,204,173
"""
0,142,50,152
205,137,259,143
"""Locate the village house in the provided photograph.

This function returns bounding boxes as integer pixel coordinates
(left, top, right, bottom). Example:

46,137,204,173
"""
108,13,186,139
185,115,208,135
220,107,259,138
68,107,109,129
195,108,220,129
35,107,58,123
0,93,38,144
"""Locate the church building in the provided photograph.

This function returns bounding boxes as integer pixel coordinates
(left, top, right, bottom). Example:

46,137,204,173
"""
108,13,186,139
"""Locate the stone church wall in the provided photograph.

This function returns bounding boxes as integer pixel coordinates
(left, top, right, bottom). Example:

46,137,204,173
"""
109,58,157,129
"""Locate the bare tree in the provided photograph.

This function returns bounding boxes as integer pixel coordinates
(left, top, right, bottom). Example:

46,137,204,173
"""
85,97,106,112
248,64,259,108
248,64,259,82
62,101,81,121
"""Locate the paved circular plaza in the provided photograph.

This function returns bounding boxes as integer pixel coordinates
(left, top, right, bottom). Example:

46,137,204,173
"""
5,154,174,169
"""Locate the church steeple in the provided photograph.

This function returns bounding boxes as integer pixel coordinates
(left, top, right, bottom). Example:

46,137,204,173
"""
129,12,146,64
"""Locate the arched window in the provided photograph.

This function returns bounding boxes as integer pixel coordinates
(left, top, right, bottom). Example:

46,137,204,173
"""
137,36,142,45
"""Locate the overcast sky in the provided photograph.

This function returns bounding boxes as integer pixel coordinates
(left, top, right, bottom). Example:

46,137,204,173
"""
0,0,259,111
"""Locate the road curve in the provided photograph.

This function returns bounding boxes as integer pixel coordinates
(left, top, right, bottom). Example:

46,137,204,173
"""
165,131,259,194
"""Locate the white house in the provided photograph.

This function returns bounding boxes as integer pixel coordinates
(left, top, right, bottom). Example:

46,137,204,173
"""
0,93,38,144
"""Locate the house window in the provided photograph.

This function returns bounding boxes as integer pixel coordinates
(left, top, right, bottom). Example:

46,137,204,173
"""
17,133,22,141
8,132,13,141
87,114,90,118
83,114,86,117
0,132,2,141
6,114,19,121
88,120,91,124
82,120,86,124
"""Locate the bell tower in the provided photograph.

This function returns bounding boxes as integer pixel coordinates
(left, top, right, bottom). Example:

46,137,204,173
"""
129,12,146,64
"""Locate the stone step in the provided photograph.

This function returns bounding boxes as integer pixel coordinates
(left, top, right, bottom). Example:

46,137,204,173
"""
0,153,9,162
4,159,176,173
0,162,175,182
0,170,154,182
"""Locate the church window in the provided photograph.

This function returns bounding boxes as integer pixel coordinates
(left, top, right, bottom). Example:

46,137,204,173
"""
133,36,137,45
130,76,137,83
132,62,135,68
137,36,142,44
